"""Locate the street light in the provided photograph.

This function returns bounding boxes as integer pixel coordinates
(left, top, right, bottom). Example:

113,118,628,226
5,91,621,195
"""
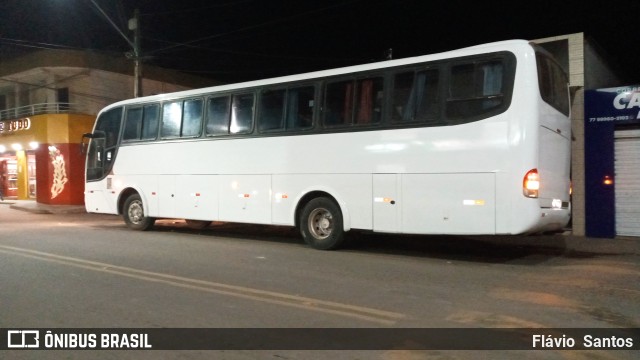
89,0,142,97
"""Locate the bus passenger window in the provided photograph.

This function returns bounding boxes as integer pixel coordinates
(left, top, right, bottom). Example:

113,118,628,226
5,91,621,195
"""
141,104,159,140
355,78,383,125
121,104,159,142
287,86,314,130
259,89,285,132
123,107,143,141
231,93,254,134
182,99,203,137
161,101,182,138
324,80,352,127
206,96,230,135
324,78,382,127
447,60,505,122
392,70,439,123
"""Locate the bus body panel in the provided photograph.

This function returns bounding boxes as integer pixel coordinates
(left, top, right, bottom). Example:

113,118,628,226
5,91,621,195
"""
401,173,496,234
85,187,114,214
372,174,401,233
219,174,271,224
175,174,219,221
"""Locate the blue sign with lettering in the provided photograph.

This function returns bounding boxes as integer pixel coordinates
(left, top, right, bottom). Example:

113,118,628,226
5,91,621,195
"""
587,86,640,124
584,85,640,238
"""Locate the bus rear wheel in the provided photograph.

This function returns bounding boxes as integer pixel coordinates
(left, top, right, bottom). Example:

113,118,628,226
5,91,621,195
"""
299,197,345,250
123,194,155,231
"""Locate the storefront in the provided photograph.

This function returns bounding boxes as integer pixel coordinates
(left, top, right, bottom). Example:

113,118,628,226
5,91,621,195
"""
585,85,640,237
0,114,95,205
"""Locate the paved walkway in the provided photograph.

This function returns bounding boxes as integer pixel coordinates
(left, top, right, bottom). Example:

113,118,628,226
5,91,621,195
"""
1,199,86,214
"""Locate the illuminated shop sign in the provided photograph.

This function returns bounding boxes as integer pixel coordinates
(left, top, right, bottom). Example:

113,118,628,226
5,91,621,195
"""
0,118,31,133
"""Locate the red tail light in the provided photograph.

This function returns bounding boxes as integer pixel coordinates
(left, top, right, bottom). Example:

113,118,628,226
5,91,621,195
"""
523,169,539,198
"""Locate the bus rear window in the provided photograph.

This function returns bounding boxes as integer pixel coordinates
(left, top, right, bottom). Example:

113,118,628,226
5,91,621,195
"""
536,53,570,116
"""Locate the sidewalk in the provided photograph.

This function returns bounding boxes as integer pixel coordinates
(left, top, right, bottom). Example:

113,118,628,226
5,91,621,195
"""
1,199,86,214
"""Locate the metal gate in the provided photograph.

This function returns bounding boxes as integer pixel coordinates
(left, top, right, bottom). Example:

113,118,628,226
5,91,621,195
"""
614,129,640,236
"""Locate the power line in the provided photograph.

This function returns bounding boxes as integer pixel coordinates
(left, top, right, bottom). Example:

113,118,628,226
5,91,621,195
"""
146,0,363,55
0,37,82,51
139,0,256,17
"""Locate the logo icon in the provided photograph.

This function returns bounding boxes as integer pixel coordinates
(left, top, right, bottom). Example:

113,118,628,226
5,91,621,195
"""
7,330,40,348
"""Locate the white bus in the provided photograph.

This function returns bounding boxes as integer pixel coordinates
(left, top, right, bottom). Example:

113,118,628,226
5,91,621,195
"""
84,40,571,250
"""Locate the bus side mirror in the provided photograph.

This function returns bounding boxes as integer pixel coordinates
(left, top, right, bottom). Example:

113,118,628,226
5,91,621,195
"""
80,132,105,154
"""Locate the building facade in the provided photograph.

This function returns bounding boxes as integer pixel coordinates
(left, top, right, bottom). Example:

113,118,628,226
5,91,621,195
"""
0,49,214,205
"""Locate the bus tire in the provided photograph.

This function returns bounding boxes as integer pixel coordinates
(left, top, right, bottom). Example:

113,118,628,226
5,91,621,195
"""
123,194,155,231
299,197,345,250
185,220,211,230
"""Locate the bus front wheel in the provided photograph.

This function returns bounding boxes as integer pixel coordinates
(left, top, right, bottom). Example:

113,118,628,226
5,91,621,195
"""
299,197,345,250
123,194,155,231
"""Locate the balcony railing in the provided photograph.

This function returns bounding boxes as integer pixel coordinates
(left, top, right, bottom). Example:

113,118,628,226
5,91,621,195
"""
0,103,85,121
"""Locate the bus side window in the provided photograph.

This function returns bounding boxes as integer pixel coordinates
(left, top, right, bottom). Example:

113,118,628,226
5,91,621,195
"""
446,60,505,122
206,96,231,136
123,107,143,141
124,104,160,141
182,99,203,137
230,93,254,134
259,89,285,132
287,86,315,130
141,104,159,140
323,80,352,127
161,101,182,138
354,77,383,125
392,69,439,124
323,78,382,127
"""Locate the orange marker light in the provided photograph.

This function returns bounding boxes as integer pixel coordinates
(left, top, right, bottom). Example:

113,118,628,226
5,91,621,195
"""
523,169,540,198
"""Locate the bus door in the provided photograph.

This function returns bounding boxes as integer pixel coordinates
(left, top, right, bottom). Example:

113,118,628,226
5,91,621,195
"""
83,107,123,214
84,134,115,213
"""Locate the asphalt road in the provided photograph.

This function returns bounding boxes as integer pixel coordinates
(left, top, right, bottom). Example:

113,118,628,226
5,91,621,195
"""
1,203,638,359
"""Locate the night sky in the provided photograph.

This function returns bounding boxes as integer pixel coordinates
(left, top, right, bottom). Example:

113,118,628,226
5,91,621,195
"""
1,0,639,85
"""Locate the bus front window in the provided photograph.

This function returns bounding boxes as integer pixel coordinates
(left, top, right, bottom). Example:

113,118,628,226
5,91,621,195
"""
86,107,123,182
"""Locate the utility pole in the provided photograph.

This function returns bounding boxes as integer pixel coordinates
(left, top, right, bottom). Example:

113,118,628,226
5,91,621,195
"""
89,1,142,97
129,9,142,97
